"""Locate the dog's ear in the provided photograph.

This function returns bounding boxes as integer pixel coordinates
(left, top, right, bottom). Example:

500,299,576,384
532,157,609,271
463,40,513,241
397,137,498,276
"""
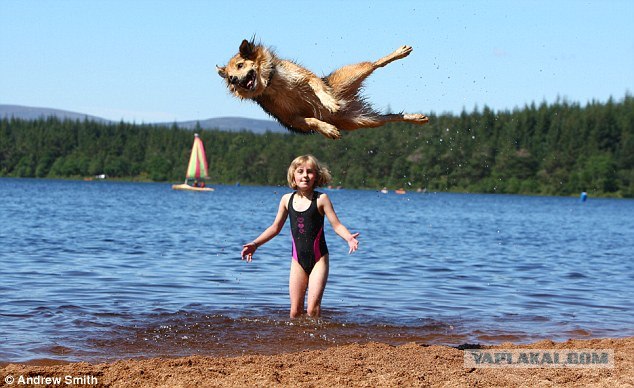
239,39,256,60
216,65,227,79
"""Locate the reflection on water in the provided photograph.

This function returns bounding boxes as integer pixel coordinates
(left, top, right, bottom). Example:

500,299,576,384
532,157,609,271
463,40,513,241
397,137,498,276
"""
1,178,633,363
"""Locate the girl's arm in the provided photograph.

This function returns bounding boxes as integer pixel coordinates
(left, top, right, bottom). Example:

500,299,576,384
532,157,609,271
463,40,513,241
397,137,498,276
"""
241,195,289,262
319,193,359,254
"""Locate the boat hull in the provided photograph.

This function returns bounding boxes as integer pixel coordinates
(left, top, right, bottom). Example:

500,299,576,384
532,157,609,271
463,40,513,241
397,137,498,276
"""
171,183,214,192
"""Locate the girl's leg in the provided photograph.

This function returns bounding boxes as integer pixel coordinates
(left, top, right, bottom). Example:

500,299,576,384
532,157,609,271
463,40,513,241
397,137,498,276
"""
289,259,309,318
307,255,329,317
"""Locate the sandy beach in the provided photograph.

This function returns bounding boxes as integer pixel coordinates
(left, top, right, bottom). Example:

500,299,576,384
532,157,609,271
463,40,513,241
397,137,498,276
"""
2,337,631,387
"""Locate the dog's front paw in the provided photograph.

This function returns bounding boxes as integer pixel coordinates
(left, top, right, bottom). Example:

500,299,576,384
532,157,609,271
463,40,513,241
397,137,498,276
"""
320,94,340,113
326,100,340,114
304,117,342,139
320,124,341,140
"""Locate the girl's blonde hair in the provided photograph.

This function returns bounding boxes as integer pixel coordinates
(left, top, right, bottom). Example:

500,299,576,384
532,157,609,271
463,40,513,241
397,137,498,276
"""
287,154,332,189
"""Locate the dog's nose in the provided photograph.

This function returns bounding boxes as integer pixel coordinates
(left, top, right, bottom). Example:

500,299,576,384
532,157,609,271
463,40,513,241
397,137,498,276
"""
229,76,238,85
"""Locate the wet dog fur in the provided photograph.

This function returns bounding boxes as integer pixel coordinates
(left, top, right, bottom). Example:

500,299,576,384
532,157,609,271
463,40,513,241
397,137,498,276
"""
217,39,429,139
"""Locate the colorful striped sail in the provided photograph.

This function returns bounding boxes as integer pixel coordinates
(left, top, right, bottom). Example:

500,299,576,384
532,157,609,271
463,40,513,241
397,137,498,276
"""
185,134,209,180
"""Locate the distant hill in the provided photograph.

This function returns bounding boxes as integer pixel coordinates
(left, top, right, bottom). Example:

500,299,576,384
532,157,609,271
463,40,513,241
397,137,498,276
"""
0,104,287,134
157,116,287,134
0,104,111,123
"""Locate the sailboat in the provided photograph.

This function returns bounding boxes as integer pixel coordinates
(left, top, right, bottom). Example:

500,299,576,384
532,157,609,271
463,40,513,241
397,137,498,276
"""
172,133,215,192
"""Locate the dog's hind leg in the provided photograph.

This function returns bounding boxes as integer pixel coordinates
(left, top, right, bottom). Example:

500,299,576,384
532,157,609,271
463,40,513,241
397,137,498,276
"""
326,46,414,98
374,45,412,68
290,117,342,140
326,61,375,98
376,113,429,126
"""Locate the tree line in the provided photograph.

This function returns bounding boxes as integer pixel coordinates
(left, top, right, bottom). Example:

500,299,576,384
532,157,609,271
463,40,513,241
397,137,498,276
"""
1,94,632,197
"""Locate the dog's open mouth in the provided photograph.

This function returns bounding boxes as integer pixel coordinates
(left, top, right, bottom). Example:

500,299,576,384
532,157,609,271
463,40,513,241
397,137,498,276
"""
239,69,257,91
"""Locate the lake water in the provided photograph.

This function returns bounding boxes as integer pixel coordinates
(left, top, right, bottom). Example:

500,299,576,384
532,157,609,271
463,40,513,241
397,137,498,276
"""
1,178,633,364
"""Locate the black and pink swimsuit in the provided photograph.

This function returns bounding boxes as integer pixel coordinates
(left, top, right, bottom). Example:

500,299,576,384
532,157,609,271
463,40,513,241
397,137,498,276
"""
288,191,328,275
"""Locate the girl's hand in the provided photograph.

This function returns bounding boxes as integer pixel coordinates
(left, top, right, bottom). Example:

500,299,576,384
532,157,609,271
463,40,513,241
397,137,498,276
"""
241,242,257,262
347,233,360,254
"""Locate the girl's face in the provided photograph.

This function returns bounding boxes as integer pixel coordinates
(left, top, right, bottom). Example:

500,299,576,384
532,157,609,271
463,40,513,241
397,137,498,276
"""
294,162,316,191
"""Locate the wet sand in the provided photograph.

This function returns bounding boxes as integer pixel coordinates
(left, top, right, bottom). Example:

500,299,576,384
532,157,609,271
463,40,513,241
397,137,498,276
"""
1,337,631,387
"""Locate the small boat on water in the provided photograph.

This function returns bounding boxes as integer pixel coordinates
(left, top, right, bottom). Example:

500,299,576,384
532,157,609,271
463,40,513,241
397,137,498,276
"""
394,188,406,195
172,134,214,192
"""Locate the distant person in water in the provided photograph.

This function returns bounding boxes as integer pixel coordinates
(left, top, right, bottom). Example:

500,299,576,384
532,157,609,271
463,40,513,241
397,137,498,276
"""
241,155,360,318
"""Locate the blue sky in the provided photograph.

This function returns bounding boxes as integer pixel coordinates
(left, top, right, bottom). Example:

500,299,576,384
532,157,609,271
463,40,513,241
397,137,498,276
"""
1,0,633,123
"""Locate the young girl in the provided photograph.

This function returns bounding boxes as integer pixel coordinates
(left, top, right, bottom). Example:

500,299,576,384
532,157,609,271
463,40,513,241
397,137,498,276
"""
241,155,360,318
